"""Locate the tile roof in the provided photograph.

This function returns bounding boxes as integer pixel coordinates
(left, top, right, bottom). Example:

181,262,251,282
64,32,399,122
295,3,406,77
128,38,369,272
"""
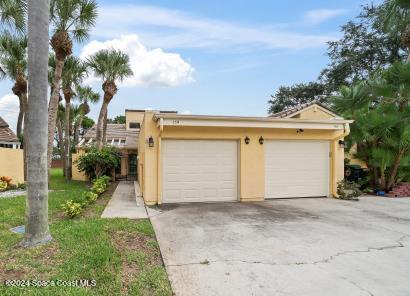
269,101,336,118
0,116,19,143
82,124,139,149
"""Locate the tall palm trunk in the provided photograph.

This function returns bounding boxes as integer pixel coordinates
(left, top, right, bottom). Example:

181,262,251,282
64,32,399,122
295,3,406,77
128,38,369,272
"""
47,57,64,174
16,95,24,138
56,118,65,176
96,98,110,150
21,0,52,247
21,91,28,180
102,111,107,144
73,117,82,146
96,81,116,150
63,88,72,180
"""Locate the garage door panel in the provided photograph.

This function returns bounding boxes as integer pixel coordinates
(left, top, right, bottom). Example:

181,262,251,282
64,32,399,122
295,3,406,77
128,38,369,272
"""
265,140,329,199
162,140,238,203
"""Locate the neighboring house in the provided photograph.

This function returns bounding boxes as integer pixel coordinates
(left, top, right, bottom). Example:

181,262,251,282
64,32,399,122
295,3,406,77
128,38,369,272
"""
0,116,21,149
73,103,353,204
0,116,24,183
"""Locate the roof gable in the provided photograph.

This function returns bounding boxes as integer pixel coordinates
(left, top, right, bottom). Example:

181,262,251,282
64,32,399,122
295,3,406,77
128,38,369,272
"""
270,102,340,120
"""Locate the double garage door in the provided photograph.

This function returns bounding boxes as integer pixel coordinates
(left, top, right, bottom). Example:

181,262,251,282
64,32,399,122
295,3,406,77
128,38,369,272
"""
162,139,329,203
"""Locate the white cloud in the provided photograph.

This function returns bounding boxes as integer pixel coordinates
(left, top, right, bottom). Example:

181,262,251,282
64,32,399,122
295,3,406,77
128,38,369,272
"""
0,93,19,133
90,5,338,51
80,35,194,87
303,9,346,25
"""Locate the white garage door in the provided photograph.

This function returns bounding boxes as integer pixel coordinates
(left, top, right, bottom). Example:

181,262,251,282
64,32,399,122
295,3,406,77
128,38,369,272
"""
162,140,238,203
265,140,329,198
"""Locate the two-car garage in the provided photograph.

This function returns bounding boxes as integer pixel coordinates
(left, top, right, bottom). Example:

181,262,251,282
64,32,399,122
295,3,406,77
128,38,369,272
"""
161,139,330,203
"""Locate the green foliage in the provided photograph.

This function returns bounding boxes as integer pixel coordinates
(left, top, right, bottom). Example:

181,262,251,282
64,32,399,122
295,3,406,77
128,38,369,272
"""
49,0,98,43
268,82,329,114
86,48,133,82
90,175,110,195
81,115,94,129
320,3,407,91
0,180,7,191
332,61,410,191
107,115,126,124
83,191,98,204
75,145,120,179
336,180,362,200
61,200,83,218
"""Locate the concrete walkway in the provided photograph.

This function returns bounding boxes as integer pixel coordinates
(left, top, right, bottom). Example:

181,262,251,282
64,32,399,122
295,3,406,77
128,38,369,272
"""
101,181,147,219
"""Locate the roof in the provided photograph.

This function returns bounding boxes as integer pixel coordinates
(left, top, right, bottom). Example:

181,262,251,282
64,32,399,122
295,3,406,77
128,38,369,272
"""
81,124,139,149
269,101,338,118
0,116,20,143
125,109,178,114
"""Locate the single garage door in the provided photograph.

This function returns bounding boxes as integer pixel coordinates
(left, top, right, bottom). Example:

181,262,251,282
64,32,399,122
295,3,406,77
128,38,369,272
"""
162,139,238,203
265,140,329,198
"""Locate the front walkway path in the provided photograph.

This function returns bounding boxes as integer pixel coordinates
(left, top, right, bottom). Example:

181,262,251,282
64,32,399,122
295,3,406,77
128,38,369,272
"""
101,181,147,219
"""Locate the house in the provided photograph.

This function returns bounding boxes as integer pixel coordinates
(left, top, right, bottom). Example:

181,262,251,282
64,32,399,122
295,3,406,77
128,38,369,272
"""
73,103,353,204
0,116,24,183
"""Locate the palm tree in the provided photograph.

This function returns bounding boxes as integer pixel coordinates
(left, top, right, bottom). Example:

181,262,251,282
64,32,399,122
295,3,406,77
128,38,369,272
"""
86,49,133,150
0,0,26,76
61,56,87,180
47,0,97,173
21,0,52,247
0,0,26,33
0,33,27,138
74,85,99,145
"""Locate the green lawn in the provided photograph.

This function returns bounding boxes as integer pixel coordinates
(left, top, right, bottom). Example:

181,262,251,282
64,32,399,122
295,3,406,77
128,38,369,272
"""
0,169,172,296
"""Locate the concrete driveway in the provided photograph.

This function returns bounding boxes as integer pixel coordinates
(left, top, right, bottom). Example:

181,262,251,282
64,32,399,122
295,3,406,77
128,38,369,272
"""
148,197,410,296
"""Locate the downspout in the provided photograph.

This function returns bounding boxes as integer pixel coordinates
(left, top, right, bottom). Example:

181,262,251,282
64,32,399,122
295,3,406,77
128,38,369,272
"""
331,123,351,197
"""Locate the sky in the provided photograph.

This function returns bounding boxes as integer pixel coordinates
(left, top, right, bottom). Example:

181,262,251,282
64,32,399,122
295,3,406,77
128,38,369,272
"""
0,0,371,132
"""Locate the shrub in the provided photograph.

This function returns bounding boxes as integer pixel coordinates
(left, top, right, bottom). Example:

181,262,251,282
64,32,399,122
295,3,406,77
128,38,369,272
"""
336,179,362,200
75,146,120,180
91,175,110,195
17,183,26,189
61,200,83,218
0,180,7,191
83,191,98,204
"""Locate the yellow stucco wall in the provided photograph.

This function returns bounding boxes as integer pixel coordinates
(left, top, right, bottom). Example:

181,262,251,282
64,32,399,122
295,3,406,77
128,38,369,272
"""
347,144,368,168
0,148,24,184
291,106,335,120
72,151,88,181
125,110,145,130
138,111,346,205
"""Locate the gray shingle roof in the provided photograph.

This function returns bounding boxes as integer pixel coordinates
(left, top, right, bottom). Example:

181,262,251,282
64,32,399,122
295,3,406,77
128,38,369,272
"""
269,101,336,118
82,124,139,149
0,116,19,143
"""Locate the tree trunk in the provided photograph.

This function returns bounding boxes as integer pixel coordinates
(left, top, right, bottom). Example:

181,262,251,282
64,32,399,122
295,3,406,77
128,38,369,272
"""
386,151,404,190
56,119,65,176
21,0,52,247
95,96,110,150
102,111,108,144
21,92,28,180
47,57,64,175
64,93,72,180
380,168,386,191
16,95,24,138
73,116,82,146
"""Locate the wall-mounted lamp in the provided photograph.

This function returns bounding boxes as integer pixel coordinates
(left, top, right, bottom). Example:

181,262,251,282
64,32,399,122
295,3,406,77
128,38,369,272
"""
244,136,250,145
148,136,154,147
338,140,345,148
296,128,304,133
259,136,264,145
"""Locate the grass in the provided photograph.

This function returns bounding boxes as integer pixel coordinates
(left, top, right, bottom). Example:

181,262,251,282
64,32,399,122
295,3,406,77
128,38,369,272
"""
0,169,172,296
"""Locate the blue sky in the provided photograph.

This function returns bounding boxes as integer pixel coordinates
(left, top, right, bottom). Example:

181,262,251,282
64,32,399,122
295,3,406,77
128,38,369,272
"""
0,0,371,131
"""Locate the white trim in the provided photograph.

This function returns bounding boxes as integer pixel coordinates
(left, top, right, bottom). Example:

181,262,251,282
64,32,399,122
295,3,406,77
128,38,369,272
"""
160,118,347,130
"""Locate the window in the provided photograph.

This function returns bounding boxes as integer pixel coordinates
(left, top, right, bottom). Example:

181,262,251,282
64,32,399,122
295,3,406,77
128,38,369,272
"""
129,122,140,129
